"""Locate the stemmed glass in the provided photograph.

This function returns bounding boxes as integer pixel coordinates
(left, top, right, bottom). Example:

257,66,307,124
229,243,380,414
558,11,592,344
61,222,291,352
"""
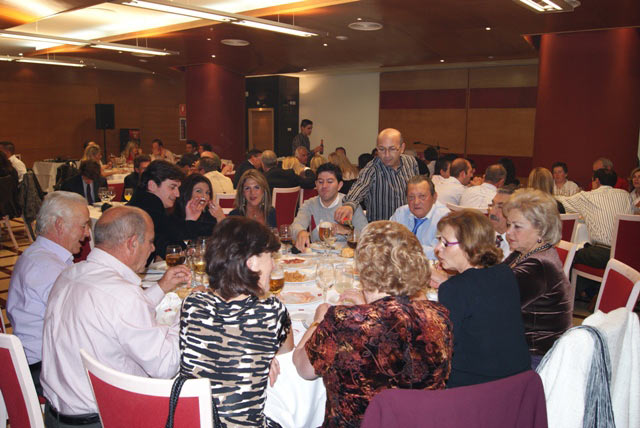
318,222,337,256
98,187,109,203
123,188,133,202
279,224,291,254
316,263,335,303
107,187,116,202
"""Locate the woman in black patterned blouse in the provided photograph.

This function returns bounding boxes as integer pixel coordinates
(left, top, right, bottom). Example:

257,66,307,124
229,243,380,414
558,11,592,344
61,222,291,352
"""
179,217,293,428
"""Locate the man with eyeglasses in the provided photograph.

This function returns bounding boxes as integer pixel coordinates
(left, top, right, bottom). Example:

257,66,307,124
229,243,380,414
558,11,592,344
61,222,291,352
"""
390,175,450,260
487,186,516,261
335,128,419,223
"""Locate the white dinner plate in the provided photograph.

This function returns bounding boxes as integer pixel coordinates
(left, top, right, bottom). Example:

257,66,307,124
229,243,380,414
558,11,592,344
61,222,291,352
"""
280,291,322,306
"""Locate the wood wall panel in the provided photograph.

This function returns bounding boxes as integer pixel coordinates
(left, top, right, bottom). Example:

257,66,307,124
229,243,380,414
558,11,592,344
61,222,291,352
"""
379,108,467,153
467,108,536,156
0,63,185,168
380,68,469,91
469,65,538,88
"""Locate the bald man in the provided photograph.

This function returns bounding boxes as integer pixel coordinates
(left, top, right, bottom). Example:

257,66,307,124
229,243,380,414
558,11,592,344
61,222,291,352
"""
41,206,191,426
335,128,419,222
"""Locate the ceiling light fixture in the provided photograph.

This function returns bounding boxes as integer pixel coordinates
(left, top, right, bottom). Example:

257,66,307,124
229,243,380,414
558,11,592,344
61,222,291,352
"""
119,0,318,37
16,57,86,67
348,21,383,31
514,0,580,13
0,30,87,46
91,42,173,56
221,39,250,46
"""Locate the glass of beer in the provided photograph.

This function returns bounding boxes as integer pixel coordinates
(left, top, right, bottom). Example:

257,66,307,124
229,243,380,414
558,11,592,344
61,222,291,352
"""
318,222,336,255
269,265,285,296
165,245,185,267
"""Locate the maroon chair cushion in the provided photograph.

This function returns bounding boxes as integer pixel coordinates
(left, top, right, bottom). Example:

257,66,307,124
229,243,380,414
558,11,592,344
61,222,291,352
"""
599,269,635,313
573,264,605,278
560,219,576,242
302,188,318,202
89,373,202,428
218,198,235,209
555,247,568,265
274,191,299,227
0,347,31,428
613,219,640,271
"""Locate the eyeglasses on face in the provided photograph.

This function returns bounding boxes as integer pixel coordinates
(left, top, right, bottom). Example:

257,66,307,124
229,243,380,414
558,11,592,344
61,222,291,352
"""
436,235,459,248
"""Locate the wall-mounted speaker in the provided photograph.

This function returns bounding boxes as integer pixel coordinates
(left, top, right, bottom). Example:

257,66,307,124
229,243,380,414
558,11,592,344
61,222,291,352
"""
95,104,115,130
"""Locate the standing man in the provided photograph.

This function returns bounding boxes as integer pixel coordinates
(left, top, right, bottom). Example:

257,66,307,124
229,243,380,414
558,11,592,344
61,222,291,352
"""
335,128,419,223
390,175,449,260
292,163,367,251
233,149,263,188
488,186,516,261
459,164,506,209
0,141,27,181
292,119,323,156
6,191,91,395
434,158,472,206
41,206,190,426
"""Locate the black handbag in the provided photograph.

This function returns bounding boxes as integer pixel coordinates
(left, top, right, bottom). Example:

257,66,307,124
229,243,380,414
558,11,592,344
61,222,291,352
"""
165,375,222,428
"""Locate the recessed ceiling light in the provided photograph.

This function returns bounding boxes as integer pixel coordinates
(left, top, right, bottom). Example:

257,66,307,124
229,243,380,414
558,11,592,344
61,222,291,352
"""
206,37,211,41
356,17,362,21
488,55,494,59
18,53,23,56
348,21,383,31
336,35,348,40
440,59,445,63
485,27,492,31
211,54,216,58
221,39,250,46
323,43,328,47
139,58,148,62
302,68,307,71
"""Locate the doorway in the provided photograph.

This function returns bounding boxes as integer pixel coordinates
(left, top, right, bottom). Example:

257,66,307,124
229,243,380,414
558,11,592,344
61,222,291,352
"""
248,108,274,152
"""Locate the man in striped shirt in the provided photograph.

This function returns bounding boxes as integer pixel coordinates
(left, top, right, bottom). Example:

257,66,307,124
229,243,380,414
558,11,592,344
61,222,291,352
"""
557,168,634,297
335,128,419,222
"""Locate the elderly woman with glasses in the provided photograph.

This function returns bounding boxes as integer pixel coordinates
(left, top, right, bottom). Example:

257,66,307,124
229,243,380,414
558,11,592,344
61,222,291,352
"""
502,188,572,368
293,220,452,428
434,210,531,388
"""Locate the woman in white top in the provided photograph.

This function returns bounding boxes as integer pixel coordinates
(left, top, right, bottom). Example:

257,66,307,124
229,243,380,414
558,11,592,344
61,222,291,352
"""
551,161,580,197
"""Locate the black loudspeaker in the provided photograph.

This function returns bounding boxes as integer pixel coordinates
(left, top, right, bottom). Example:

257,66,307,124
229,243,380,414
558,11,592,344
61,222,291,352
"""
95,104,115,130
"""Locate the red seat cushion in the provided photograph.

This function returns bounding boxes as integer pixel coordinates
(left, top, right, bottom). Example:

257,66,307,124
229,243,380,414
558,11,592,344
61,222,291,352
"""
573,264,605,279
0,348,31,428
599,269,635,313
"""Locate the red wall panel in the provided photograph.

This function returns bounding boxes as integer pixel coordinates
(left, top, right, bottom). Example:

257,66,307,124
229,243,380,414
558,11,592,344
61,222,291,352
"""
185,64,246,164
533,28,640,188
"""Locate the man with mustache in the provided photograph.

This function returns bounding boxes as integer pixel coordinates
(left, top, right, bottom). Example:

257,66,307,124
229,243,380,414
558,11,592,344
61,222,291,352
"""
487,186,516,261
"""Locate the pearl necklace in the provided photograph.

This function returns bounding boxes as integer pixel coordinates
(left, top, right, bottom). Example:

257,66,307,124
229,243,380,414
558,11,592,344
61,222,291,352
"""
509,242,552,268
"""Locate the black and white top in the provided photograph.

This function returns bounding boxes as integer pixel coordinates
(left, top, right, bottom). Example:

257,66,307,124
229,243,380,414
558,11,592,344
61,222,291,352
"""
180,292,291,428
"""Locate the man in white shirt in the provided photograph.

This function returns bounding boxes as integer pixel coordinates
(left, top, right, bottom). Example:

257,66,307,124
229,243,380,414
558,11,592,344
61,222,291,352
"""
460,164,506,209
6,191,90,396
430,158,451,186
390,175,450,260
488,186,516,261
434,158,472,206
557,168,634,297
0,141,27,181
41,206,191,426
292,163,367,250
197,154,234,194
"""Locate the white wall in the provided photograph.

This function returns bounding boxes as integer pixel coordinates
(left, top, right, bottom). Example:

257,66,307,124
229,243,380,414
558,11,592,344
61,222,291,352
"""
296,72,380,164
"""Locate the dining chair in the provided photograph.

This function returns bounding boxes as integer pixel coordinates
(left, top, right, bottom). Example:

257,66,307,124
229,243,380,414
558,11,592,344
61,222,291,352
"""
80,349,213,428
445,202,488,215
554,240,577,280
272,187,300,227
559,213,579,243
299,188,318,209
215,193,236,215
361,370,547,428
0,333,45,428
0,310,5,334
594,259,640,313
571,214,640,299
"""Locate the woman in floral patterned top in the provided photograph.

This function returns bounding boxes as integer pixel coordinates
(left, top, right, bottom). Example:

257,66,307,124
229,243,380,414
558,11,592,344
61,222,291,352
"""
293,220,453,428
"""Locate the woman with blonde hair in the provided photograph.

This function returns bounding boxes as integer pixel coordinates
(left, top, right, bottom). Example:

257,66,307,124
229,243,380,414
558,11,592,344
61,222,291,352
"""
282,156,306,175
528,167,565,213
309,154,327,173
293,220,452,427
82,144,115,177
228,169,276,228
502,188,572,367
121,141,142,162
435,210,530,387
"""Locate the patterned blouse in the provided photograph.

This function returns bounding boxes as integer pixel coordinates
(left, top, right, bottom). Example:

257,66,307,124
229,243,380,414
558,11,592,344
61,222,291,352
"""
306,296,453,428
180,292,291,428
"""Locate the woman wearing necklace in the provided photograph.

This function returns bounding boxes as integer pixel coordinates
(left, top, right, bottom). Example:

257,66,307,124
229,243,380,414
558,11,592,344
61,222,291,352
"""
229,169,277,228
502,189,572,368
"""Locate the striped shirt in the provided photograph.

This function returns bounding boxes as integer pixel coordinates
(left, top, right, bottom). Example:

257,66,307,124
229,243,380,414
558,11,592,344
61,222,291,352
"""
343,154,419,221
557,186,634,246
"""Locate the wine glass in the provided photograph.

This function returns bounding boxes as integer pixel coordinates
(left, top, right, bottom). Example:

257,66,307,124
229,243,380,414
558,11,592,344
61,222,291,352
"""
279,224,291,254
165,245,185,268
98,187,109,203
123,188,133,202
107,187,116,202
269,265,285,297
318,222,336,255
334,264,354,294
316,263,335,303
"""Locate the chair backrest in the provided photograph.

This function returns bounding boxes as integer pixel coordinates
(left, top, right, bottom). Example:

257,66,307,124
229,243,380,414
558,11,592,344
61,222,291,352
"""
445,202,487,215
299,188,318,209
215,193,236,214
273,186,300,227
595,259,640,313
0,334,45,428
0,310,6,334
559,213,579,243
555,240,577,279
80,349,213,428
610,214,640,272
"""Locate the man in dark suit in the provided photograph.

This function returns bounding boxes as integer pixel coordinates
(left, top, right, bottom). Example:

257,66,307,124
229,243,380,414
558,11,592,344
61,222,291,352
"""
123,154,151,195
61,160,107,204
261,150,315,192
233,149,263,188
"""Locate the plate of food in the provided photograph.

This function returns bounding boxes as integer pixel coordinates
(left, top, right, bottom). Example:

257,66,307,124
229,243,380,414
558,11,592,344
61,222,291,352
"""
283,269,314,284
279,291,322,305
279,255,311,267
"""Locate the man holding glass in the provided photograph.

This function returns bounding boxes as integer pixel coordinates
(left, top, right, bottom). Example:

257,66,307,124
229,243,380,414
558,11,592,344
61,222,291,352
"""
291,163,367,252
41,206,190,428
335,128,419,223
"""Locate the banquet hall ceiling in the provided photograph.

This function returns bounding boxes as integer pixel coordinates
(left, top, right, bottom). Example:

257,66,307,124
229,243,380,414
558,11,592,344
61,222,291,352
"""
0,0,638,75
